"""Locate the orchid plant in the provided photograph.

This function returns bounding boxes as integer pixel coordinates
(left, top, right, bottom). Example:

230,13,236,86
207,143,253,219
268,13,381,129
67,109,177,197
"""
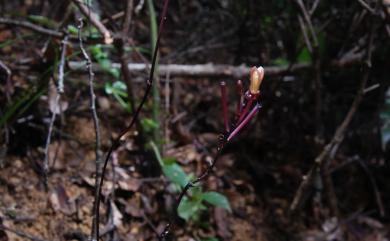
220,66,264,142
159,66,265,239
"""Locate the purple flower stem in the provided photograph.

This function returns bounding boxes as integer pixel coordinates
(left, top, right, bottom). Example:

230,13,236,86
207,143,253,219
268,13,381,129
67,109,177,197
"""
220,81,229,132
228,103,260,141
237,98,253,124
235,80,243,120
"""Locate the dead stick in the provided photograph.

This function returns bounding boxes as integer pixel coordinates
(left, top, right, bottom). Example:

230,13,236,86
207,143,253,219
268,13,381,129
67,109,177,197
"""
78,19,102,241
42,33,69,190
67,52,364,79
0,17,112,43
71,0,113,44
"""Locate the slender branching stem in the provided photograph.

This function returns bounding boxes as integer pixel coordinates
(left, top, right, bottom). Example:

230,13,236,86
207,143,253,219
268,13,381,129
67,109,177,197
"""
228,103,260,142
159,92,261,240
235,80,243,120
43,33,68,190
78,19,102,241
92,0,170,240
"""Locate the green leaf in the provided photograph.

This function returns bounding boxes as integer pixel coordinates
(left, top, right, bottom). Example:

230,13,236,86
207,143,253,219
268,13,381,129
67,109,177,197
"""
67,25,79,35
162,163,189,188
201,192,231,212
112,81,126,90
272,57,289,66
141,118,158,133
297,47,312,63
104,82,113,94
162,156,177,165
177,196,202,221
28,15,57,28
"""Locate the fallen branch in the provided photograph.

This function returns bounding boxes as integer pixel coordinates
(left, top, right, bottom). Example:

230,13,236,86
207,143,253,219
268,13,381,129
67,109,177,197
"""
0,17,113,43
68,52,364,79
43,33,69,190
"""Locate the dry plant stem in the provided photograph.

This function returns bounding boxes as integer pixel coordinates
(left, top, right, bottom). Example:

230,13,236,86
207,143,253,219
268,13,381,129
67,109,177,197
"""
0,17,113,43
356,158,385,216
43,33,68,190
71,0,113,44
93,1,170,240
295,0,323,138
0,17,68,39
78,19,102,241
117,0,136,114
295,0,318,45
357,0,376,14
69,52,366,78
290,25,374,213
0,60,11,102
123,0,134,37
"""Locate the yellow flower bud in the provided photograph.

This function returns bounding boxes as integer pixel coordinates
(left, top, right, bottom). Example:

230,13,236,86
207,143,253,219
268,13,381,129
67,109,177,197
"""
249,66,264,95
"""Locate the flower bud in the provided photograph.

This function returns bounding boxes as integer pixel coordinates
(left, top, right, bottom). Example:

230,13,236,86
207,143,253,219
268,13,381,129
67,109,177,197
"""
249,66,264,95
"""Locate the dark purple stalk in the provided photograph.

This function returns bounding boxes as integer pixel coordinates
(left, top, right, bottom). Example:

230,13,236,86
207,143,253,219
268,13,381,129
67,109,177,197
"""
235,80,243,120
237,96,254,124
93,0,170,240
220,81,229,132
159,139,225,240
228,103,260,141
159,99,261,240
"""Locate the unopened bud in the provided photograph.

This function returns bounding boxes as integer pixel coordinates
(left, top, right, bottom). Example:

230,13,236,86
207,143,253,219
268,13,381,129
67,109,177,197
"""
249,66,264,95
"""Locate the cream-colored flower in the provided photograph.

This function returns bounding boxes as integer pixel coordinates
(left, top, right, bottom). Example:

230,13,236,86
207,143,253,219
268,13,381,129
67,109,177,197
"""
249,66,264,95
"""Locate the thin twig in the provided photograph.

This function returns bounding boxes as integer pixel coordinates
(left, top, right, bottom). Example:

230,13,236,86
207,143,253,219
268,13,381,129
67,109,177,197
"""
356,158,385,217
295,0,318,46
309,0,321,15
0,17,112,43
295,0,323,139
0,60,12,102
71,0,113,44
68,52,365,79
357,0,376,14
43,33,69,190
92,1,170,240
78,19,102,241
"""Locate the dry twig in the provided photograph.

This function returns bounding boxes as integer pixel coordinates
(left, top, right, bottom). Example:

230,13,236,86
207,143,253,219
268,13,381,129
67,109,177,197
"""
43,33,69,189
71,0,113,44
77,19,102,241
92,1,170,240
68,51,365,79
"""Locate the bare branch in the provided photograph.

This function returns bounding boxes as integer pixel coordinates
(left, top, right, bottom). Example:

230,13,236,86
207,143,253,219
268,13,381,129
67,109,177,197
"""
71,0,113,44
0,17,111,43
67,52,364,79
78,19,102,241
43,33,69,190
